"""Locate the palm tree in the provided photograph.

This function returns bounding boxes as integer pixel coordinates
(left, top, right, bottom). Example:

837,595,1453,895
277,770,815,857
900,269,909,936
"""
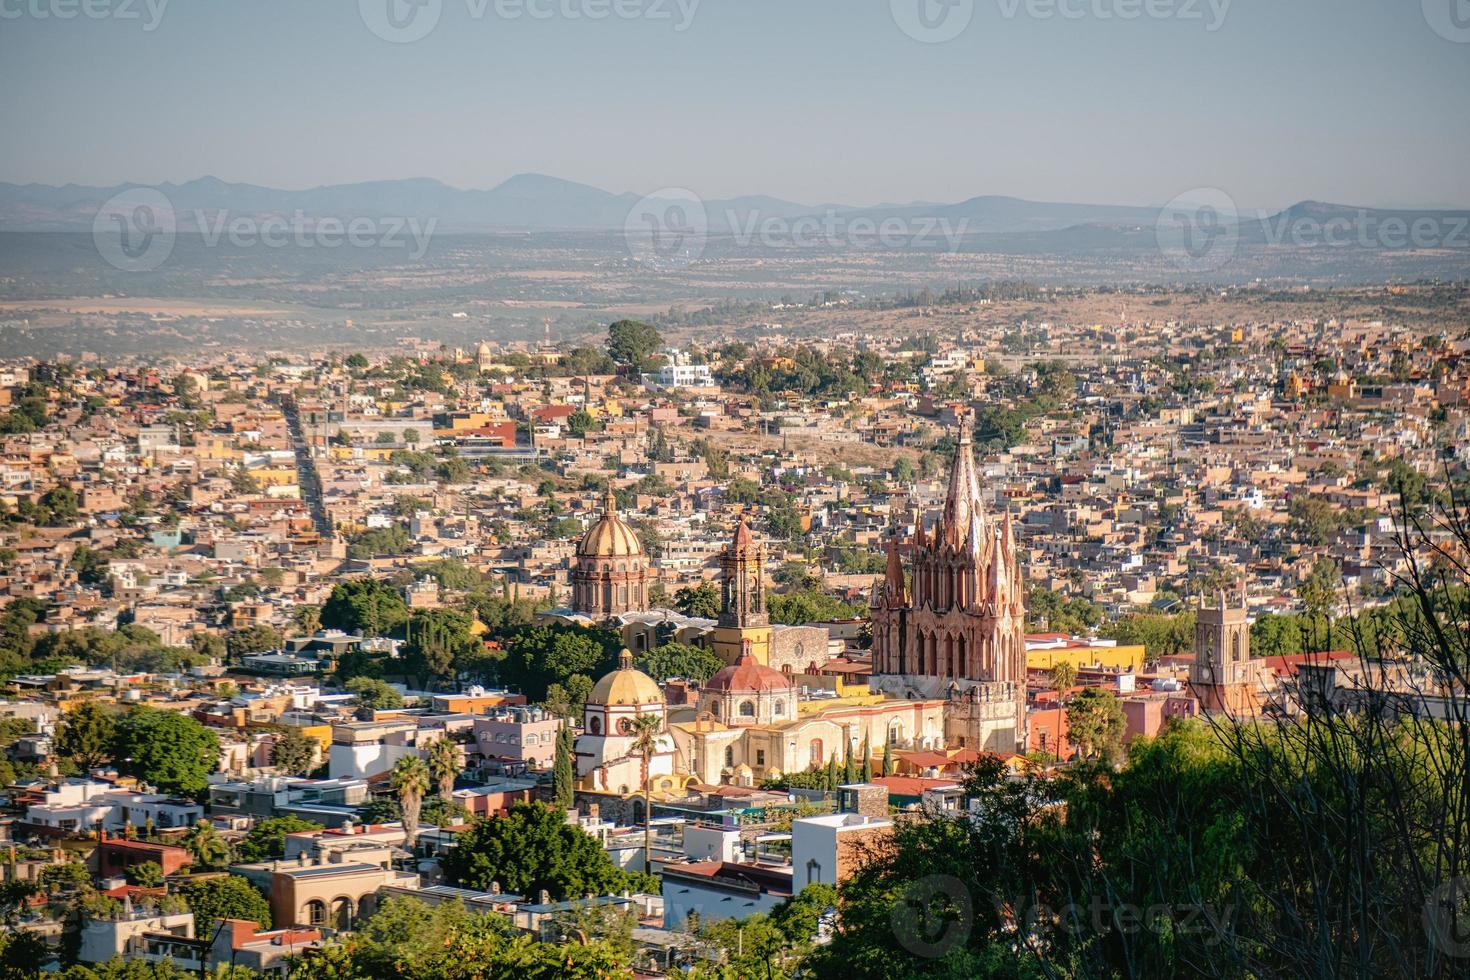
182,819,231,870
628,713,663,875
1049,660,1079,695
426,736,458,803
391,754,431,851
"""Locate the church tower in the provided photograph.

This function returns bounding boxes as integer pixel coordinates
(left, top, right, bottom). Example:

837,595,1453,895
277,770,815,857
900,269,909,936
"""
869,425,1026,752
1189,586,1258,714
711,517,773,666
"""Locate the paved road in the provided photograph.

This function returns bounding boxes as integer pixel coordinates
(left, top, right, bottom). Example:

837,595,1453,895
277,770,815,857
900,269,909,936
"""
280,398,334,538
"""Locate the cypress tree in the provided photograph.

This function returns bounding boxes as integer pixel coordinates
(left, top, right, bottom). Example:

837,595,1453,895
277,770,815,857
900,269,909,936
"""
554,725,575,810
860,733,871,780
882,739,894,776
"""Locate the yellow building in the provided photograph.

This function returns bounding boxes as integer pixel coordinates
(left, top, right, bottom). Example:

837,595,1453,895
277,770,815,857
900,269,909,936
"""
1025,641,1146,674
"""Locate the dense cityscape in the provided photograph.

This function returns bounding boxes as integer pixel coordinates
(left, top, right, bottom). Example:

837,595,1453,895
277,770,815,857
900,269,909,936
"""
4,2,1470,978
0,295,1467,976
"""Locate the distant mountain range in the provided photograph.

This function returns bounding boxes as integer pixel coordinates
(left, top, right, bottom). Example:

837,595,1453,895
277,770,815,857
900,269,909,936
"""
1,174,1466,249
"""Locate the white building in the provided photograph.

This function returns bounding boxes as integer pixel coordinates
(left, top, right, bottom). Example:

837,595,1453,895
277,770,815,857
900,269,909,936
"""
25,780,202,833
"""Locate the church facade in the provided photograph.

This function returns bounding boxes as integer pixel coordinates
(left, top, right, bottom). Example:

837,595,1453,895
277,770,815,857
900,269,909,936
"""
869,429,1027,753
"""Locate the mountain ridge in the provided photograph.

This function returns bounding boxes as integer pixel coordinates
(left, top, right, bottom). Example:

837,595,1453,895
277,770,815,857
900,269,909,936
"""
2,175,1466,243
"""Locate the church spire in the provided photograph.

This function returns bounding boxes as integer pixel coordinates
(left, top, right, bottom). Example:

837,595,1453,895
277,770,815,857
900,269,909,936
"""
940,420,985,554
883,538,908,607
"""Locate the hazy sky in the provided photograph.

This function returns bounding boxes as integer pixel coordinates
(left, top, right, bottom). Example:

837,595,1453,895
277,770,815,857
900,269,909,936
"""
2,0,1467,210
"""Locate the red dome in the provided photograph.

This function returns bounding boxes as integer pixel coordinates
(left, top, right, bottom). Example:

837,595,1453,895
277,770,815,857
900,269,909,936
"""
704,654,792,694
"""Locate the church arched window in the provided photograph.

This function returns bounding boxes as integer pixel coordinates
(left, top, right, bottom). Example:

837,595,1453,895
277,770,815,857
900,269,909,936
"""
739,700,755,717
589,716,602,735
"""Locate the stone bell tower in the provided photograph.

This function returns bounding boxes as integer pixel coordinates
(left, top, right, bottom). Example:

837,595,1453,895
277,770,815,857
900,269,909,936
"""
1188,585,1259,715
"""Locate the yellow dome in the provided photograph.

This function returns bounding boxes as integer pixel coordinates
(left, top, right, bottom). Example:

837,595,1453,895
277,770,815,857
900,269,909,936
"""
589,650,664,707
577,488,644,558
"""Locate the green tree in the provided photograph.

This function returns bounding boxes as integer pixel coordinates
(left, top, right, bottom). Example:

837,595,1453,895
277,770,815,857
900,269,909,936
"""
225,624,281,660
270,728,318,777
673,581,721,619
124,861,164,888
320,579,409,636
182,819,232,870
606,320,664,371
767,588,862,626
345,676,404,710
178,876,271,930
112,707,219,798
501,624,619,702
234,816,324,863
1065,687,1125,761
403,609,480,686
56,701,117,770
440,802,630,901
554,725,575,811
636,642,725,683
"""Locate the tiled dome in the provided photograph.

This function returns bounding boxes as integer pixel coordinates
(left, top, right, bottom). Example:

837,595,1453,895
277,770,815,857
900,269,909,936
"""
704,653,792,694
577,488,644,558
